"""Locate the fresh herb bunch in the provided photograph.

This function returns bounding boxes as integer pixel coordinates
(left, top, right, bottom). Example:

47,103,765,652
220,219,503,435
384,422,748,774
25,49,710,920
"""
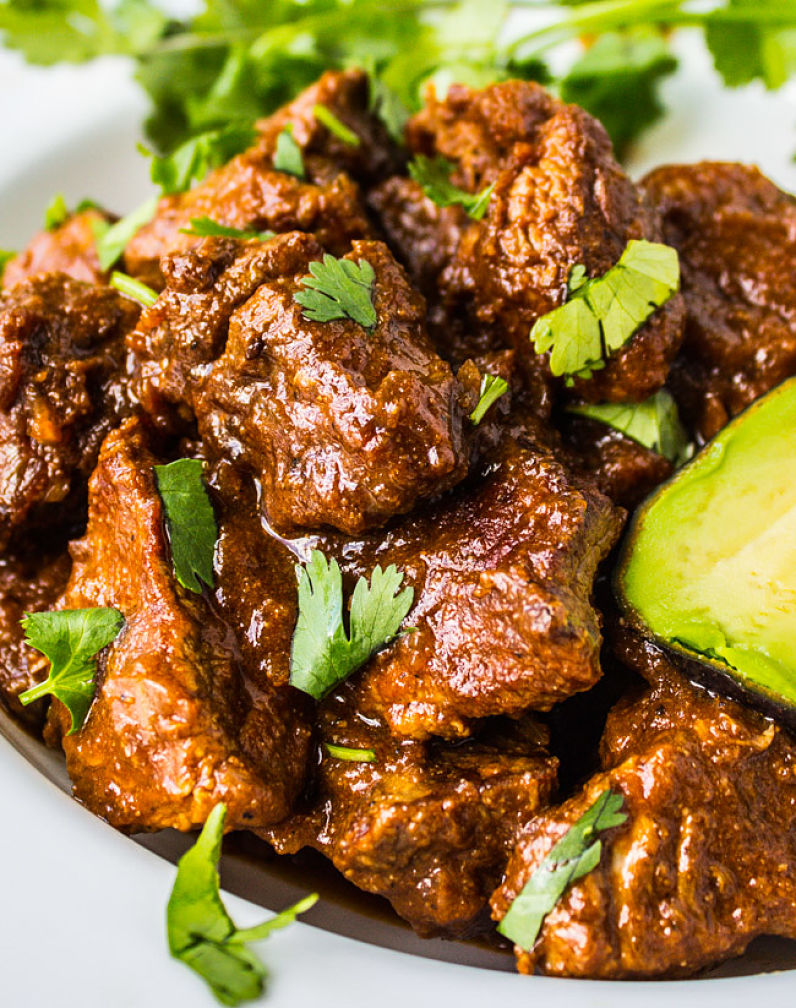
3,1,796,159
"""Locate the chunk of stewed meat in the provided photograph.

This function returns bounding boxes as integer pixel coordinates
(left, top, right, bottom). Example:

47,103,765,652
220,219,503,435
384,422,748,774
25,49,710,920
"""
642,162,796,441
264,684,558,936
46,418,311,833
195,234,477,535
0,274,138,549
3,208,112,289
492,638,796,978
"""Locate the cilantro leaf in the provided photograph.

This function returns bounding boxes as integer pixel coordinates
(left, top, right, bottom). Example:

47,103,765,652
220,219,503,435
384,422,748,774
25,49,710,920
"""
705,0,796,90
154,459,217,593
498,789,627,950
0,249,15,285
531,240,680,385
179,217,275,241
18,607,124,733
568,388,692,464
312,103,360,146
272,125,305,179
368,74,409,142
168,803,318,1006
289,550,413,701
43,192,68,231
295,253,377,330
470,373,509,425
560,29,678,157
92,195,159,271
324,743,377,762
408,155,494,220
110,270,158,307
146,124,256,195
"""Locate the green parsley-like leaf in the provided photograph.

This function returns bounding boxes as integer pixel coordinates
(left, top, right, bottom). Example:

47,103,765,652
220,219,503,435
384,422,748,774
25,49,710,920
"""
147,124,256,195
470,373,509,425
92,195,159,271
43,192,68,231
568,388,692,465
368,73,409,142
18,607,124,733
154,459,217,594
110,270,158,308
295,253,377,330
560,29,678,158
498,788,628,950
289,550,413,701
179,217,275,241
312,103,360,146
272,125,305,179
408,155,494,220
531,240,680,384
324,743,377,762
0,249,15,285
705,0,796,90
168,802,318,1006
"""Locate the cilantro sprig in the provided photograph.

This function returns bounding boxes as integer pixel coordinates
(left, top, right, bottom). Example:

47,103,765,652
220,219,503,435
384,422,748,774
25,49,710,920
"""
145,124,256,196
272,125,305,178
568,388,692,464
498,789,628,950
43,192,68,231
19,608,125,733
409,155,494,220
92,195,159,271
295,253,377,330
167,803,318,1006
154,459,218,593
531,240,680,385
179,217,275,241
470,373,509,425
289,550,414,701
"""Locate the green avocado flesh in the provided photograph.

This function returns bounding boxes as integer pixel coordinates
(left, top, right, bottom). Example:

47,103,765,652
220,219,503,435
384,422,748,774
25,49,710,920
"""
617,377,796,717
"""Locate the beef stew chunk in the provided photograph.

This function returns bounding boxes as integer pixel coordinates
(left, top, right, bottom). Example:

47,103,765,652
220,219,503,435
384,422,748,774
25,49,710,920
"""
372,81,684,406
265,684,558,936
47,419,311,832
642,162,796,441
311,424,623,739
195,234,476,534
3,208,112,289
492,636,796,978
0,274,138,549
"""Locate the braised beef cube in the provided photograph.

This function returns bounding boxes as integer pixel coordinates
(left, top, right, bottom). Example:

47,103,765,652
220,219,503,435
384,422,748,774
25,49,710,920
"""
308,428,623,740
0,547,71,724
642,162,796,441
492,638,796,978
3,208,112,289
372,81,684,407
194,233,476,535
0,274,138,549
561,414,672,509
46,418,311,833
265,684,558,936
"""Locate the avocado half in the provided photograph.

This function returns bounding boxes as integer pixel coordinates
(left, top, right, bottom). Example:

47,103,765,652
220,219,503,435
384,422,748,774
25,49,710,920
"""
616,376,796,730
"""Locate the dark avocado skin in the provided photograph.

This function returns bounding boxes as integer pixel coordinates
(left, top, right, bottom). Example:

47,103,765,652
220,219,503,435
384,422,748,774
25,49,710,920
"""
614,377,796,732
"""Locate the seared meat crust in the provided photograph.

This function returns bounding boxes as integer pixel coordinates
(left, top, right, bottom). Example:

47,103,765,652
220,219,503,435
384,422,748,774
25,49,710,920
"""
265,684,558,936
47,419,311,833
0,274,138,549
642,162,796,440
492,636,796,978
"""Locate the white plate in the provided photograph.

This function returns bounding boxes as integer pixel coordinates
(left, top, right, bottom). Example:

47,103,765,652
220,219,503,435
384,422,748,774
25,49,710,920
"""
1,35,796,1008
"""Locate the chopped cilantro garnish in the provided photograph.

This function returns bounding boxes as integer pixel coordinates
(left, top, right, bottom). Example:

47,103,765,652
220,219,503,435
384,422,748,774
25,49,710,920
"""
470,373,509,425
312,103,360,146
146,124,256,196
568,388,692,464
368,74,409,142
295,253,377,331
43,192,68,231
154,459,217,594
18,608,125,733
531,240,680,385
498,789,627,950
324,743,377,763
179,217,275,241
0,249,15,284
92,195,159,271
272,125,305,179
110,270,158,308
167,803,318,1006
289,550,413,701
408,155,494,220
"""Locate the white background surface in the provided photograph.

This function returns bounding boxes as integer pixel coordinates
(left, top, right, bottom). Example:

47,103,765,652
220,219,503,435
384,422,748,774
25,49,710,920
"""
1,29,796,1008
